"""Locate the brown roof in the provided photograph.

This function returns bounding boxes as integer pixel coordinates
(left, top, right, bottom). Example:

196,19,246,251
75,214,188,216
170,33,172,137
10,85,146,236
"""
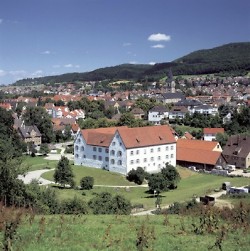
81,125,176,148
203,128,225,134
177,148,221,165
177,139,219,151
118,125,176,149
183,132,194,140
81,127,121,147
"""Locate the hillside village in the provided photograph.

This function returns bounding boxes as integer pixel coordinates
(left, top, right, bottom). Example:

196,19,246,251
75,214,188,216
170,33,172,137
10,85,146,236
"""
0,74,250,174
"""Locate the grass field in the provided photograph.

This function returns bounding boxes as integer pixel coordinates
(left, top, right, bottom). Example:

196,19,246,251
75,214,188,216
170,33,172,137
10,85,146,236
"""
21,156,58,171
41,165,250,209
6,214,250,251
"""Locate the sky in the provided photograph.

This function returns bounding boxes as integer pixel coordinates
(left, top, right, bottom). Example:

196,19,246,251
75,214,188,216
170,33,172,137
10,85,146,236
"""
0,0,249,85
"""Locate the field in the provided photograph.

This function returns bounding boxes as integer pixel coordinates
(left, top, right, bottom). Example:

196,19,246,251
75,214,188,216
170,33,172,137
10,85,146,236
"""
21,156,57,172
5,213,250,251
41,165,250,209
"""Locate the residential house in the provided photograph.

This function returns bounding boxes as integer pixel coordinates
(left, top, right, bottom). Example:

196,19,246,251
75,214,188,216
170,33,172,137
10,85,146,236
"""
176,139,224,170
182,132,195,140
74,125,177,175
131,107,145,119
190,104,218,116
222,135,250,169
148,105,169,125
203,128,225,141
18,125,42,146
168,106,189,120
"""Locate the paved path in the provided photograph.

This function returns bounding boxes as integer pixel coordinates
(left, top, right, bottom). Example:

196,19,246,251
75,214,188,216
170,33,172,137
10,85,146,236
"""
18,169,55,185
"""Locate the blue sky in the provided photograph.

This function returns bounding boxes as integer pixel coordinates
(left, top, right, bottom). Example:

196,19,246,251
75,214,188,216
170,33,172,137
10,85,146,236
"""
0,0,249,85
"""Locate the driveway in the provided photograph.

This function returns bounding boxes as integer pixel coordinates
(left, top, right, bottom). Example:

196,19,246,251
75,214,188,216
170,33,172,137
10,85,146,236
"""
18,169,55,185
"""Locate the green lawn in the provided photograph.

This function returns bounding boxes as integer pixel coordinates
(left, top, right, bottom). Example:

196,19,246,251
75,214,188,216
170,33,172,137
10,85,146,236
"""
7,214,250,251
21,156,57,171
174,125,202,134
42,166,250,209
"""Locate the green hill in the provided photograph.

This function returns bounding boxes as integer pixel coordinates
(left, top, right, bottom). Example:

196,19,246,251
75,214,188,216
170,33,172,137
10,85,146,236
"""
13,42,250,86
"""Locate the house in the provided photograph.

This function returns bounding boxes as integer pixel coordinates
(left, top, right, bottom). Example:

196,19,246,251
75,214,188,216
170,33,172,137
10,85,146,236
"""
74,125,177,175
18,125,42,146
131,107,145,119
222,135,250,169
161,93,185,104
203,128,225,141
190,104,218,116
71,123,80,138
169,106,188,120
182,132,195,140
176,139,224,170
148,105,169,125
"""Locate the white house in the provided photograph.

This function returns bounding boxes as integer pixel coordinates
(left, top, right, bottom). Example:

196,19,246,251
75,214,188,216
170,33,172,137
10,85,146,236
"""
148,105,169,125
203,128,225,141
74,125,177,175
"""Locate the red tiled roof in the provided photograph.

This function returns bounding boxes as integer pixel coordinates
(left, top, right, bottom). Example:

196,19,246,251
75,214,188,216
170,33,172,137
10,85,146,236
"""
203,128,225,134
183,132,194,140
177,139,219,151
118,125,176,149
177,148,221,165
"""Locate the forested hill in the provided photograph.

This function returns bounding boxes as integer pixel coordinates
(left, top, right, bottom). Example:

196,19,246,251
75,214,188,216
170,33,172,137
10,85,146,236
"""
13,42,250,86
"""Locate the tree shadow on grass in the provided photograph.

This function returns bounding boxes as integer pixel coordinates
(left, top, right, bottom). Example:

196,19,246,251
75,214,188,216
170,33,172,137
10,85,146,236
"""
51,185,72,190
144,190,166,198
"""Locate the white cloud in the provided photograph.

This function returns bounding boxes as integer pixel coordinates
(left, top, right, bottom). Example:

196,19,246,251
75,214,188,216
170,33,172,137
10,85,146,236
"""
53,64,61,68
148,33,171,42
64,64,73,68
123,42,131,47
151,44,165,49
0,19,3,24
41,50,51,55
148,62,156,65
0,69,6,77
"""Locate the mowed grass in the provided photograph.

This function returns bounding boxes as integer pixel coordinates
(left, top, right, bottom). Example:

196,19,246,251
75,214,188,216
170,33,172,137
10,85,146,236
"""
21,156,57,171
42,165,133,186
42,165,250,209
9,214,250,251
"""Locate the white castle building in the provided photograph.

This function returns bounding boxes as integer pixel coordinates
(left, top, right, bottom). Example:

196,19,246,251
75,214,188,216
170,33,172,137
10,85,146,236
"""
74,125,176,175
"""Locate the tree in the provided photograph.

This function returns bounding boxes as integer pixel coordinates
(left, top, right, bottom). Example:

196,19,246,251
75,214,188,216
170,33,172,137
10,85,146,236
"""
23,106,54,143
88,192,131,215
118,112,137,127
216,133,229,148
126,167,145,185
80,176,94,190
39,143,50,156
147,164,180,193
53,156,74,188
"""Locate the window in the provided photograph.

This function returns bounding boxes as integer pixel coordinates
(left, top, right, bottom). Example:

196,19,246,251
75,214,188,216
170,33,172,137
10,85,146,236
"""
136,159,140,164
77,138,81,143
171,154,174,158
98,148,102,152
158,164,161,168
105,148,109,153
131,150,134,156
158,147,161,152
151,157,154,161
83,155,86,158
111,159,115,164
130,160,134,164
81,146,84,151
166,146,169,151
166,155,169,159
112,142,116,146
93,147,96,151
75,145,79,151
150,148,154,153
118,160,122,165
118,151,122,157
75,154,79,158
158,156,161,160
93,155,96,160
144,158,147,162
171,146,174,150
136,150,139,155
119,142,122,146
98,156,102,161
110,150,115,156
105,157,109,162
144,149,146,154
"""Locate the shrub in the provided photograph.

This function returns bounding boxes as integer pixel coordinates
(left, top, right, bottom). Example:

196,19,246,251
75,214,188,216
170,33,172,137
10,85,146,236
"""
80,176,94,190
60,196,89,214
126,167,145,185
